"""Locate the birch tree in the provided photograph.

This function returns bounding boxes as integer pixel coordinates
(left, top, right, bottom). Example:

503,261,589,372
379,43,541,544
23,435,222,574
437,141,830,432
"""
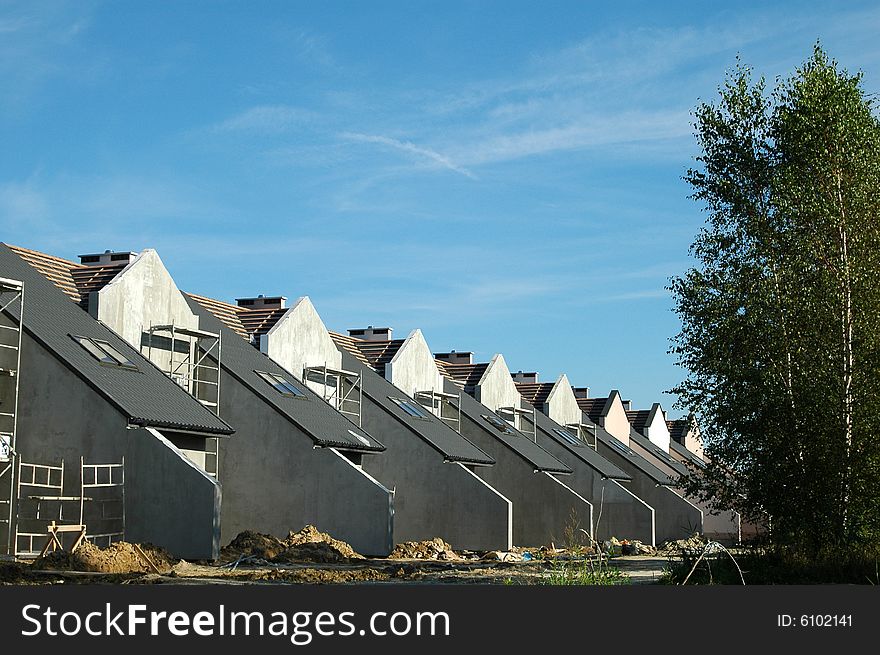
670,46,880,550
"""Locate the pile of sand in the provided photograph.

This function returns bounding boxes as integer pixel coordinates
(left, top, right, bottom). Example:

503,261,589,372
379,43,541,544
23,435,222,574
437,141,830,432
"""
33,541,174,574
221,525,364,564
389,538,458,560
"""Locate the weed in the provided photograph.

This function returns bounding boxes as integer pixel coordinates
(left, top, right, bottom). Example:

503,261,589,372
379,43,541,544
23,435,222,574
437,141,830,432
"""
540,559,629,586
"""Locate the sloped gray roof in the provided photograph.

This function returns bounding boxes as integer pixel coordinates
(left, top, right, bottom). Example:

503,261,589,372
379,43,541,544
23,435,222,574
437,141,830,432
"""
186,294,385,453
531,410,630,481
592,424,674,485
668,439,706,470
0,245,233,436
337,349,495,466
443,377,572,474
627,428,691,478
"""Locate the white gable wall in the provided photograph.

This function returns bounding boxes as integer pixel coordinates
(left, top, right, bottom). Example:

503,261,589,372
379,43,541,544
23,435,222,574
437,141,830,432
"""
384,329,443,398
260,296,342,391
545,374,582,426
642,404,671,453
93,249,200,361
474,354,526,427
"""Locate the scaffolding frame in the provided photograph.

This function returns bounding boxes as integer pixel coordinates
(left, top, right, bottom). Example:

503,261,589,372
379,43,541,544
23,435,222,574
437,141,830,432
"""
14,459,68,557
0,277,23,557
565,422,599,450
12,457,125,557
303,363,363,427
145,324,222,477
414,389,462,433
79,456,125,548
498,405,538,441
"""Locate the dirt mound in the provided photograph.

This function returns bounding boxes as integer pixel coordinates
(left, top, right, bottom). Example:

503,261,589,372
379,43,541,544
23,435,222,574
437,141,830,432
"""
272,542,352,564
221,525,364,564
33,541,174,574
220,531,285,562
390,538,458,560
282,525,363,560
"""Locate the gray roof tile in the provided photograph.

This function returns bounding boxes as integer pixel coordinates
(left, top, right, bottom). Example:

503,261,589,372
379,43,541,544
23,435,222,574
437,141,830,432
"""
0,245,234,436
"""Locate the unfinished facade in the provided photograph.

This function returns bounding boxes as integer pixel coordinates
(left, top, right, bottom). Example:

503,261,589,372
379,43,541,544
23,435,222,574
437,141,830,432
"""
437,353,594,546
201,297,512,552
512,373,656,544
0,245,234,559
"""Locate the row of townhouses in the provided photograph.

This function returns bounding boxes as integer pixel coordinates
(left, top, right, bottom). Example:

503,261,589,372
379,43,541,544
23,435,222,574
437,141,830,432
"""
0,243,747,559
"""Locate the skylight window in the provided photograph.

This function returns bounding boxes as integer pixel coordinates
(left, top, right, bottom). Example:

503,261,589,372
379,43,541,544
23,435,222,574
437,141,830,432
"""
389,397,431,419
482,414,516,435
553,427,583,447
255,370,305,397
348,429,372,447
71,335,137,370
608,439,636,457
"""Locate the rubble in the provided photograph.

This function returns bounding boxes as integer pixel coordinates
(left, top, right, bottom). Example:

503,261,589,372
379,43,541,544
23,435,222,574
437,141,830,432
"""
390,537,459,560
481,550,523,562
655,534,706,556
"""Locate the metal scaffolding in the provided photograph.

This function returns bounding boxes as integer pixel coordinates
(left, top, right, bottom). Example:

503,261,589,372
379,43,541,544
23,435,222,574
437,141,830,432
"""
498,405,538,441
303,363,363,427
565,422,598,450
414,389,462,433
145,324,222,477
12,457,125,558
0,277,23,557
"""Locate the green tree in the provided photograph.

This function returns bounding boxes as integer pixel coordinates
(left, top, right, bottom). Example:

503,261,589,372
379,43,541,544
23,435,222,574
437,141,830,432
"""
670,46,880,551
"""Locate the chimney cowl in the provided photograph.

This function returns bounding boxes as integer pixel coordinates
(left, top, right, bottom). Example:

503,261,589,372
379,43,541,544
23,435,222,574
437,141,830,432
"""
434,351,473,365
348,326,393,341
78,250,137,266
236,295,287,309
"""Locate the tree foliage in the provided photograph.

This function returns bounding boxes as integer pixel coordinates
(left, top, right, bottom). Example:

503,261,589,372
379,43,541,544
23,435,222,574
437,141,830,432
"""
670,46,880,550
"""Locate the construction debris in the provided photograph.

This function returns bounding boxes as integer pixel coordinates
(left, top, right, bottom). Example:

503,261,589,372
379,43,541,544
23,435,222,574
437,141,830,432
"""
481,550,523,562
655,534,705,556
220,525,364,565
219,531,286,562
32,540,175,574
389,538,459,560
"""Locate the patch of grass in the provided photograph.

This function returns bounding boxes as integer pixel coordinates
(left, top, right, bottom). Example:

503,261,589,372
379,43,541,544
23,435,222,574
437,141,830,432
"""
661,544,880,584
540,559,629,586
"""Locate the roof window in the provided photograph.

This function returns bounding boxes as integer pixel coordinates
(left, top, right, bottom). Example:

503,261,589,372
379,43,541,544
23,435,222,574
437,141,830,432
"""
255,370,305,397
390,397,431,419
482,414,516,435
71,335,138,370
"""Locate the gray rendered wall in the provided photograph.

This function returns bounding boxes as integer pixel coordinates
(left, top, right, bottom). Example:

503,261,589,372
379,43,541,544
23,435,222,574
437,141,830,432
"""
216,371,394,556
627,439,739,543
357,401,513,551
125,428,222,559
596,441,703,543
536,434,655,545
10,331,221,558
457,413,593,547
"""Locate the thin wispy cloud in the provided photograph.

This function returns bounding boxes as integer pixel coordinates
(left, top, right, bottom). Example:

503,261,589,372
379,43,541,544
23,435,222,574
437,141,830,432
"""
340,132,478,179
208,105,317,134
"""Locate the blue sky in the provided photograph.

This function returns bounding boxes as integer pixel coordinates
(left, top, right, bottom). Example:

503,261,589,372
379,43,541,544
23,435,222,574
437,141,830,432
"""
2,1,879,416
